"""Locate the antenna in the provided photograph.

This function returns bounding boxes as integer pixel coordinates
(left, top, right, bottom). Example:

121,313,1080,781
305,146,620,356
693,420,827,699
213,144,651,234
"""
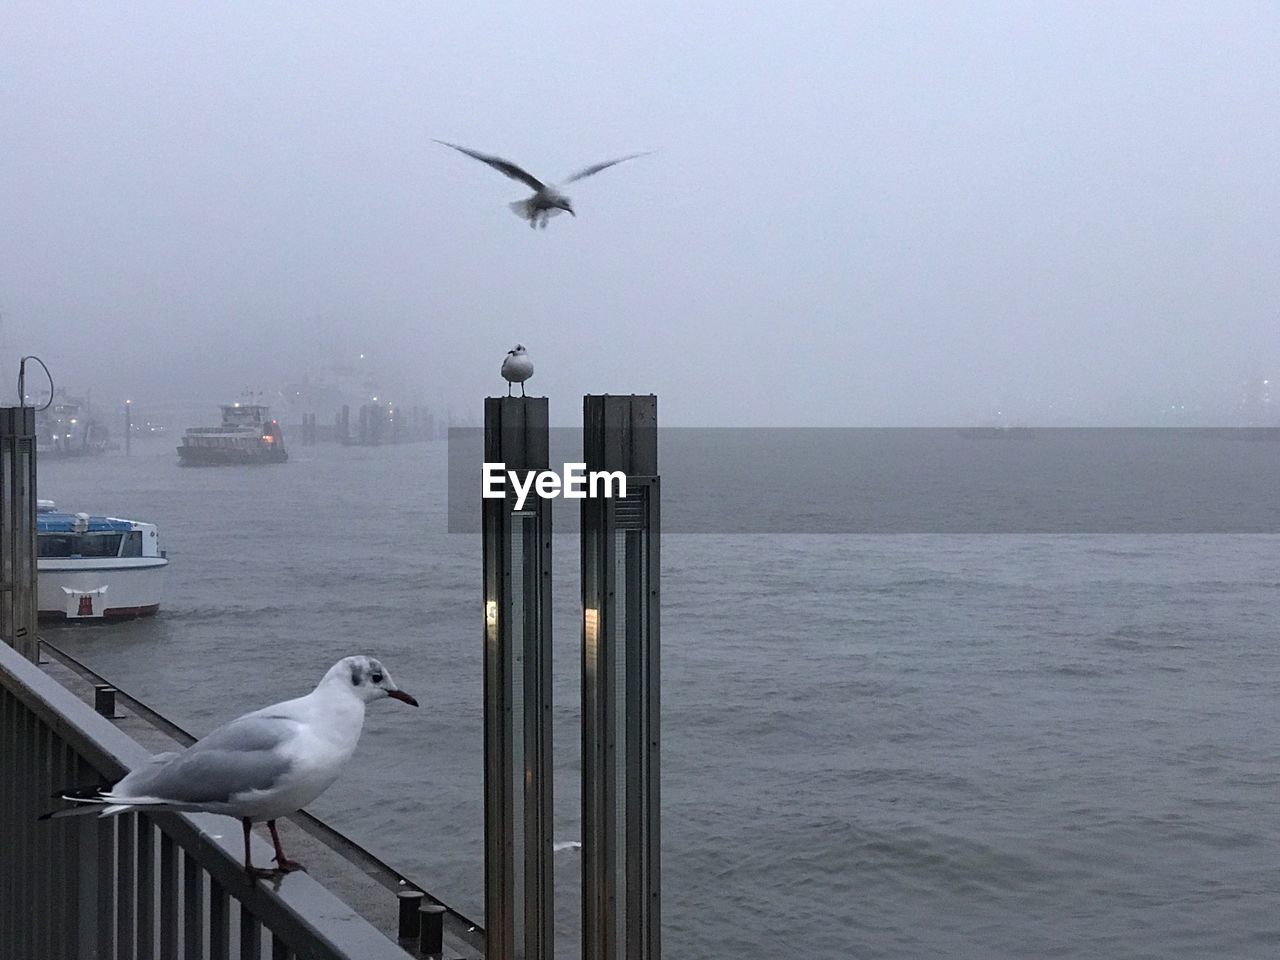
17,356,54,411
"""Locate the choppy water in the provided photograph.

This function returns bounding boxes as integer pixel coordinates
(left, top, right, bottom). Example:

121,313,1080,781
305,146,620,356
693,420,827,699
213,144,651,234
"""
40,440,1280,959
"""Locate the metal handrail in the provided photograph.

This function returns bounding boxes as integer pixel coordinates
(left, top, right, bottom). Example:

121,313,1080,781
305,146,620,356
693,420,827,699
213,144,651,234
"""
37,635,486,952
1,638,416,960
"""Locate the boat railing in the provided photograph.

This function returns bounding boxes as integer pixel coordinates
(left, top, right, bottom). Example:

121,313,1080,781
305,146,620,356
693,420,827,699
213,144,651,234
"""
0,638,455,960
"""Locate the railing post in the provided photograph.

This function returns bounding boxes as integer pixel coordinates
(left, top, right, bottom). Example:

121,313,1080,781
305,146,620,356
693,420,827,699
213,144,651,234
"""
581,395,661,960
482,396,554,960
0,406,38,661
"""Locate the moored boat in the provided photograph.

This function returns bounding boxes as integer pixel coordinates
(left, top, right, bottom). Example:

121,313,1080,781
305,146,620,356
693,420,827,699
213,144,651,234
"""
37,500,168,620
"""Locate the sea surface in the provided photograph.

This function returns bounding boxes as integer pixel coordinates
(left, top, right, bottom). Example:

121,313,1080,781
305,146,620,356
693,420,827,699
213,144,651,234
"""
39,438,1280,959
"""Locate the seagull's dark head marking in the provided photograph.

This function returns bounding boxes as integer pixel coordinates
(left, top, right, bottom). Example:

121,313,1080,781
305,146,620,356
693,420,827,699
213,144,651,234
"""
331,655,419,707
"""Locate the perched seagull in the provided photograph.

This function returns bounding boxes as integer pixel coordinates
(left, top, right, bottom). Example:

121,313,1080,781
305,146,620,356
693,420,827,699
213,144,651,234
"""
42,656,418,879
435,141,650,229
501,344,534,396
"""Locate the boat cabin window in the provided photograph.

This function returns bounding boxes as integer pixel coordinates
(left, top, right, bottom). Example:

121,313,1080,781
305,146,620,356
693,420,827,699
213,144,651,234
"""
122,531,143,557
38,534,76,558
36,532,124,558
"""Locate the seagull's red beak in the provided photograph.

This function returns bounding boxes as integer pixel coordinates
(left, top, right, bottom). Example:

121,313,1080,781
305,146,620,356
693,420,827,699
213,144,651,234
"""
388,690,419,707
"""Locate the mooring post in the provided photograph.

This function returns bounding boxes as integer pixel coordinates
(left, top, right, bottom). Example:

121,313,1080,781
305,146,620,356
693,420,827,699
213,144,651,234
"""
482,396,554,960
419,902,446,958
93,685,119,718
0,406,39,661
581,394,661,960
397,890,425,943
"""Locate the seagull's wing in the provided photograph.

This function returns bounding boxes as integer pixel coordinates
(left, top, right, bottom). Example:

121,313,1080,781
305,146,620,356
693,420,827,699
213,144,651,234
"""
562,152,652,184
111,713,298,806
434,141,545,191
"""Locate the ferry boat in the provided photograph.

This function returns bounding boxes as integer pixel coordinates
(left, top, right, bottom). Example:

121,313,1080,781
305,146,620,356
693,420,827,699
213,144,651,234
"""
35,393,110,458
37,500,168,620
177,402,287,465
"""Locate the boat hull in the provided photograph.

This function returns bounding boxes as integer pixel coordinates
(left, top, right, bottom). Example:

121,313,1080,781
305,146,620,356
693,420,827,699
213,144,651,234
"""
38,558,168,621
176,445,288,465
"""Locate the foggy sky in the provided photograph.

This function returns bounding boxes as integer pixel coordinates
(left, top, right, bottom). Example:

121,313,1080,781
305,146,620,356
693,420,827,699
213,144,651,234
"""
3,2,1277,425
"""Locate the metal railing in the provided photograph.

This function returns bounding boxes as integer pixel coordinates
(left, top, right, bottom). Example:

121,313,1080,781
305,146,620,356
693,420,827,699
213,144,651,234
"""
36,637,486,959
0,638,418,960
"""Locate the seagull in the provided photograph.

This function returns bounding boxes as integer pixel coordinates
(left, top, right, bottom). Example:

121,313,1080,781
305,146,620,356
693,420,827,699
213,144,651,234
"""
501,344,534,396
41,656,418,879
435,141,650,229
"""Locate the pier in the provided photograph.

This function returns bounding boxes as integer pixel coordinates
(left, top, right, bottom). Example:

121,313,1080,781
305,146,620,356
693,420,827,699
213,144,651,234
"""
3,392,661,960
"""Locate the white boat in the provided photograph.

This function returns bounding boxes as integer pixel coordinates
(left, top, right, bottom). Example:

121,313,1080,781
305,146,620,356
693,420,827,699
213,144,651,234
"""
36,499,168,620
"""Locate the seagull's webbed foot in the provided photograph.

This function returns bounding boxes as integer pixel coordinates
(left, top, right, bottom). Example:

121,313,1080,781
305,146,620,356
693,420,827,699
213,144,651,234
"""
264,819,305,874
245,865,280,881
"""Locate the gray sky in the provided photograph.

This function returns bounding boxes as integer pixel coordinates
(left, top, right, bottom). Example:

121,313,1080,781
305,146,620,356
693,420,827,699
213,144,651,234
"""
3,1,1277,425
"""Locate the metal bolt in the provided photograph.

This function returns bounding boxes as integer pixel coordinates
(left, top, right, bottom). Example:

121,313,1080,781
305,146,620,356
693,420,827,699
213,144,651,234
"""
419,903,445,957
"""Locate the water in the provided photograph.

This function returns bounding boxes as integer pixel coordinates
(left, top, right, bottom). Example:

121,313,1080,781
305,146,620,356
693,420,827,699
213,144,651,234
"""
40,440,1280,958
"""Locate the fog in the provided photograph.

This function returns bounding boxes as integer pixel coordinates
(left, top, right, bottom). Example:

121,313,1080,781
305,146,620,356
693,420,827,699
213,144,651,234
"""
3,2,1277,426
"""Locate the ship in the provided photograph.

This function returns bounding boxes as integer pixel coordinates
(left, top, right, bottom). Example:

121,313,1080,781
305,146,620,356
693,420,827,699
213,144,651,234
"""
35,392,110,458
177,402,288,465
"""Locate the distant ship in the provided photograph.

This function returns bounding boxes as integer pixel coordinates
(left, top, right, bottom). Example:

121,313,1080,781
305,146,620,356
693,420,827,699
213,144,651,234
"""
177,402,288,465
35,392,109,458
955,422,1036,440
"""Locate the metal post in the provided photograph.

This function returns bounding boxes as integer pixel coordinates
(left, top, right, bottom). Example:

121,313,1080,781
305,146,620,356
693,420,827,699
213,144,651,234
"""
95,685,119,718
581,395,661,960
397,890,424,942
482,396,554,960
0,407,38,661
419,903,446,958
125,400,132,456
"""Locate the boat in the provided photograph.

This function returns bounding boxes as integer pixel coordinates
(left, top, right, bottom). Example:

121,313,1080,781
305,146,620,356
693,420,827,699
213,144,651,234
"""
177,402,287,465
37,500,168,620
35,392,110,458
955,423,1036,440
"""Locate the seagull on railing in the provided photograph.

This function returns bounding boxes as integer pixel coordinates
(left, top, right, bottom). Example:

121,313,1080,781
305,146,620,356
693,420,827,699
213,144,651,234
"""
501,344,534,396
41,656,418,879
436,141,650,229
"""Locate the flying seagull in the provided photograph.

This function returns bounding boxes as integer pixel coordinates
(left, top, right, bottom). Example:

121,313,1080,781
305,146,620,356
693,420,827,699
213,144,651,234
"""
42,656,419,878
436,141,650,229
502,344,534,396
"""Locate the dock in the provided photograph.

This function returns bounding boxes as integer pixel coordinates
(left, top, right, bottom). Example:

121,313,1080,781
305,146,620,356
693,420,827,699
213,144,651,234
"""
3,393,663,960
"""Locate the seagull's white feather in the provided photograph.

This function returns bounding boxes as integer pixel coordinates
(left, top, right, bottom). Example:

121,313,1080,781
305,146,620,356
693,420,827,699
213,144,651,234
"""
44,655,417,824
501,346,534,385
